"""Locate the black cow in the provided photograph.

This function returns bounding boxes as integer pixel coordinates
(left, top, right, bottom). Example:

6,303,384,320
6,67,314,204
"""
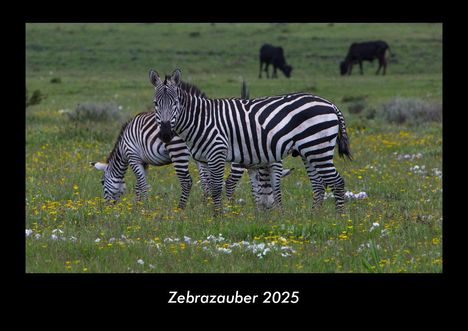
259,44,293,78
340,40,392,76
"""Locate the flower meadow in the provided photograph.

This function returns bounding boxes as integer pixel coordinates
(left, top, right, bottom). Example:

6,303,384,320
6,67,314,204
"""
26,122,442,273
26,23,442,273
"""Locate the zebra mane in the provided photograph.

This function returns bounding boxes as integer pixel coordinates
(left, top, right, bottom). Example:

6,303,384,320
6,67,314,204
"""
105,79,207,164
164,75,207,98
106,119,131,163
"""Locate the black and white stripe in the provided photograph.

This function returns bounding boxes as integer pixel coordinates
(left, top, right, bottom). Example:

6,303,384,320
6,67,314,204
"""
91,112,195,208
92,79,288,208
150,69,351,213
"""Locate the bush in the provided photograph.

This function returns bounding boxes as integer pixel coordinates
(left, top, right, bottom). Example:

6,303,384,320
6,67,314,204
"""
66,102,122,122
365,107,377,120
380,97,442,125
50,77,62,83
342,95,367,115
26,89,47,108
347,100,367,114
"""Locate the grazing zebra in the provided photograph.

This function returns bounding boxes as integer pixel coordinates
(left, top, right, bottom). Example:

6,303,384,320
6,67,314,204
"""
91,112,195,208
149,68,351,214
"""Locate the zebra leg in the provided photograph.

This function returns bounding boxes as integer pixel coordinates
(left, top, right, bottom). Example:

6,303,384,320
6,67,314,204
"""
197,161,211,202
314,162,346,214
129,161,148,201
207,153,227,214
225,163,245,200
326,172,346,215
166,144,193,209
247,168,262,207
301,157,326,210
173,166,193,209
269,163,283,208
256,167,274,209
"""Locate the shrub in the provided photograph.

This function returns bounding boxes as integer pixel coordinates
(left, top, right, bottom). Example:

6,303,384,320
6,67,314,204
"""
50,77,62,83
26,89,47,108
380,97,442,125
347,100,367,114
365,107,377,120
66,102,122,122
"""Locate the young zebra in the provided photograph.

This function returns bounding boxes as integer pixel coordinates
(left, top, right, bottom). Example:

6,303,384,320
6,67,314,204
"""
149,69,352,214
91,112,194,208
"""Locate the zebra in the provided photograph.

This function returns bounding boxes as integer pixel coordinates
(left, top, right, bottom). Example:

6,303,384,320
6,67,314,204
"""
91,112,196,208
224,81,293,208
91,79,290,208
149,68,352,214
184,79,293,209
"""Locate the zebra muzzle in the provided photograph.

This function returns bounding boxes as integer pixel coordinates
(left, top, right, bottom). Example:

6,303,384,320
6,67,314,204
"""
159,121,174,143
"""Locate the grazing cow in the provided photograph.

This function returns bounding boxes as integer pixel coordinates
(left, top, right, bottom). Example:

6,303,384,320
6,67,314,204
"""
259,44,293,78
340,40,392,76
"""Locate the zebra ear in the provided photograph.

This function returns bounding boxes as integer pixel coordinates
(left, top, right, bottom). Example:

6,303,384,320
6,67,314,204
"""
171,68,181,85
149,69,161,87
91,162,108,171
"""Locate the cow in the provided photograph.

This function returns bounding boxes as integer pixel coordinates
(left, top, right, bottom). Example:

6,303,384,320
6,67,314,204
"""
340,40,392,76
259,44,293,78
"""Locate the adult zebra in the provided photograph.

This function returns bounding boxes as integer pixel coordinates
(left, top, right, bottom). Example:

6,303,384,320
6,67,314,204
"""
225,81,293,208
149,69,351,214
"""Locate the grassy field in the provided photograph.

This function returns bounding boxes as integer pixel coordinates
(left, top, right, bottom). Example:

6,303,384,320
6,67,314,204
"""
25,23,442,273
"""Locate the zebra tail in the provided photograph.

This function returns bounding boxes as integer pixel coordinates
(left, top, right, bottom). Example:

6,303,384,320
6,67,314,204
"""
334,105,352,160
241,80,249,99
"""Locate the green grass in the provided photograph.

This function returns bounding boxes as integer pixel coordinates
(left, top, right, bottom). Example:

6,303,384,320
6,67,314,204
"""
26,23,442,273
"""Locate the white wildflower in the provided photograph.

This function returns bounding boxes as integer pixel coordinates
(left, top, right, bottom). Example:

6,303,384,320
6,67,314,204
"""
369,222,380,232
26,229,33,237
34,233,41,240
51,234,58,240
217,247,232,254
137,259,144,265
94,238,101,243
356,191,368,199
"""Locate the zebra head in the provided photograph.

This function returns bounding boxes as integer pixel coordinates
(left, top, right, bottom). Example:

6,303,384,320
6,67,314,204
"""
90,162,126,202
149,68,182,144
